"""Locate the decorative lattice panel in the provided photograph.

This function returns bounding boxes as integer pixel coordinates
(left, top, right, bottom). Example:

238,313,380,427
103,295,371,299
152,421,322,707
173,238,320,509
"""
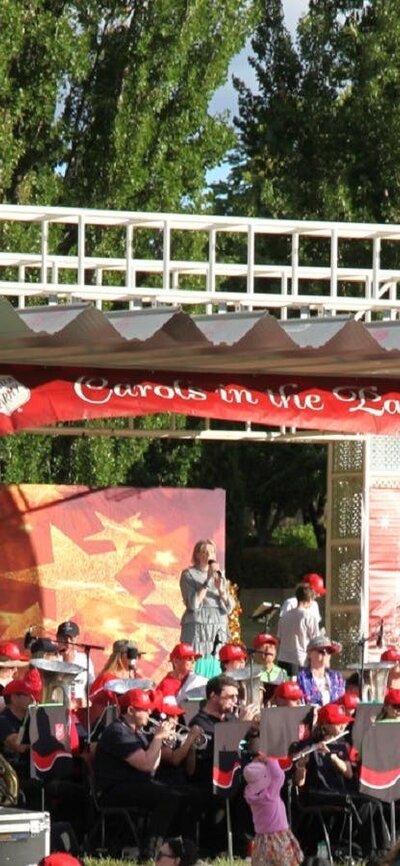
329,609,363,668
332,441,364,474
370,437,400,477
331,478,363,539
330,545,362,606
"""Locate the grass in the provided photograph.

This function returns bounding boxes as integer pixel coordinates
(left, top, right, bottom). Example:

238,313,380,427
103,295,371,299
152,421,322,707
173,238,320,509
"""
82,859,249,866
81,859,369,866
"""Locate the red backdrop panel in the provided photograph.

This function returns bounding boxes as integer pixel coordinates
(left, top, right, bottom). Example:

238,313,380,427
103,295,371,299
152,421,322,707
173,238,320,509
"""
0,484,225,680
368,486,400,652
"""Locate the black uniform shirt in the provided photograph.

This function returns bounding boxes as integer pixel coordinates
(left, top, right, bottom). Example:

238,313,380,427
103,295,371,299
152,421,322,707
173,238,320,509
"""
94,716,151,791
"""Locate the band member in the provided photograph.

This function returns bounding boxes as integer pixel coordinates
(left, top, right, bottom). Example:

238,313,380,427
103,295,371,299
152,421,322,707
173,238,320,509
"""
94,688,186,860
289,702,354,859
56,621,94,705
188,674,258,858
90,638,142,713
381,647,400,691
253,634,287,684
156,643,207,703
297,636,345,706
376,687,400,721
219,643,247,673
0,642,29,707
273,681,305,708
0,680,43,808
152,700,205,837
154,700,204,784
22,638,63,704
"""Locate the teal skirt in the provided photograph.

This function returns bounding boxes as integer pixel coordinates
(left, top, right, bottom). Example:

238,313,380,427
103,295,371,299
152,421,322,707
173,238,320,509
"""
195,656,221,678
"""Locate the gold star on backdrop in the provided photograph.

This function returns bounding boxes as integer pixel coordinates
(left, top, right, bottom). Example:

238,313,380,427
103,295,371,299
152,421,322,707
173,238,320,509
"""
84,511,153,554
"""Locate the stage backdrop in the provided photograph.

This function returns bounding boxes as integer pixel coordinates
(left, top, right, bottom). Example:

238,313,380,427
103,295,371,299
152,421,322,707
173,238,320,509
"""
0,484,225,680
368,486,400,654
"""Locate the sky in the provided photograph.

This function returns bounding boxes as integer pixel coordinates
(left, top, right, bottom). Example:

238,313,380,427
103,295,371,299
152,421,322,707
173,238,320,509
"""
207,0,309,182
209,0,309,116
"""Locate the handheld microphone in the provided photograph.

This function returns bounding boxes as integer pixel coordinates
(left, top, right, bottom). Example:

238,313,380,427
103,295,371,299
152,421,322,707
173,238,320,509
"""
208,559,222,576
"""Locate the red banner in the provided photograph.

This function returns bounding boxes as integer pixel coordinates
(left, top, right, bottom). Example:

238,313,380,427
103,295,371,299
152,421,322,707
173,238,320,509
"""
1,365,400,435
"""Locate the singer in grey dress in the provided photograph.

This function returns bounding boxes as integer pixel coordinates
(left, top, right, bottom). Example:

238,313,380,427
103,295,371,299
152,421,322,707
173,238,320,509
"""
179,538,236,659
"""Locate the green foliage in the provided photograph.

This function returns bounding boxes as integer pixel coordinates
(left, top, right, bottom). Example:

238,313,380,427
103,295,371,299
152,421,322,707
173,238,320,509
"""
242,543,325,588
0,0,256,213
0,434,55,484
271,522,318,549
220,0,400,229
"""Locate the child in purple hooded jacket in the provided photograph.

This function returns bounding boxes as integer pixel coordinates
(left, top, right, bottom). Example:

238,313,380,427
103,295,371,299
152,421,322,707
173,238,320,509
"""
243,754,303,866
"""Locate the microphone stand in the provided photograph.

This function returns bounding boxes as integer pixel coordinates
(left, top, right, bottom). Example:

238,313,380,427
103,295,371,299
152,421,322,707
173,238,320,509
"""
244,648,259,704
355,634,371,701
61,638,105,747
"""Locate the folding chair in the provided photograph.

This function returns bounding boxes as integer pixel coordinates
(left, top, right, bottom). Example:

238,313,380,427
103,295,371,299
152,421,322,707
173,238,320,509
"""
293,790,362,866
82,747,147,857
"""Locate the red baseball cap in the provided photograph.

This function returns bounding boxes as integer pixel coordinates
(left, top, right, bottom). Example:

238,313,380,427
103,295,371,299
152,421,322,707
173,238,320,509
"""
0,641,29,665
119,688,153,712
381,647,400,663
252,633,278,651
161,700,185,717
274,681,304,701
219,643,247,663
384,688,400,706
170,642,201,661
3,680,33,698
303,573,326,595
317,703,353,725
335,692,360,711
39,854,83,866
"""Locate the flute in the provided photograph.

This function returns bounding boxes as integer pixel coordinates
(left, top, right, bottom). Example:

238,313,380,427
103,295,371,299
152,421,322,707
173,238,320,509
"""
290,729,349,762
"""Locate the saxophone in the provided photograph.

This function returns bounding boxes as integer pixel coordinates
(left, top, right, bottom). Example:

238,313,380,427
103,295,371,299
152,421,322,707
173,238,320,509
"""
0,752,19,806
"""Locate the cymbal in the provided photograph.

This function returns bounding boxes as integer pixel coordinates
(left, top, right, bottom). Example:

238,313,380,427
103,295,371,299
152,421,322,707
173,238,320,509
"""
229,664,263,681
105,678,154,694
30,658,85,676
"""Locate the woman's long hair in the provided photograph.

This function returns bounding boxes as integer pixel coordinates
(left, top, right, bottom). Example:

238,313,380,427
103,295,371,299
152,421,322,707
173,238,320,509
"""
99,649,127,676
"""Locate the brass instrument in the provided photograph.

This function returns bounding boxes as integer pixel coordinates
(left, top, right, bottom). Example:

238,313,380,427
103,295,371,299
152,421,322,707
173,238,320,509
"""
290,730,350,762
30,658,85,705
145,717,208,750
0,753,19,806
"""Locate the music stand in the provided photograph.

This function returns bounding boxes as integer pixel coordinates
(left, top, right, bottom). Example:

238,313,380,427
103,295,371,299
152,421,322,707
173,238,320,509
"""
250,601,280,632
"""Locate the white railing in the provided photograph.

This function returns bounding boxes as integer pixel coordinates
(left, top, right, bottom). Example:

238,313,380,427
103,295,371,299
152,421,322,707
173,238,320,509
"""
1,204,400,318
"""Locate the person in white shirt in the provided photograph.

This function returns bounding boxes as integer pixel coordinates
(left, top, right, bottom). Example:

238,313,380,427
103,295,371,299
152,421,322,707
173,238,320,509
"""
277,585,319,676
279,572,326,624
56,621,94,705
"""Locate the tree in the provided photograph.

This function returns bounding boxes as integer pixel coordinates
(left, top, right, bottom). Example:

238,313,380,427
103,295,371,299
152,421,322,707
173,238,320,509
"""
0,0,258,511
0,0,256,212
221,0,400,225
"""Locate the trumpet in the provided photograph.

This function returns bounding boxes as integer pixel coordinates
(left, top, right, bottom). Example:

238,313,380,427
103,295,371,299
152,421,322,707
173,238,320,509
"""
144,717,208,750
290,730,350,762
